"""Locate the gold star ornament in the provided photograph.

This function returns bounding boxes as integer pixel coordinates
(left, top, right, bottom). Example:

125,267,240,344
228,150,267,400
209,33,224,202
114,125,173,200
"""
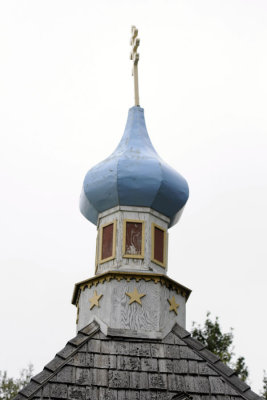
126,287,145,305
168,295,179,315
89,290,103,310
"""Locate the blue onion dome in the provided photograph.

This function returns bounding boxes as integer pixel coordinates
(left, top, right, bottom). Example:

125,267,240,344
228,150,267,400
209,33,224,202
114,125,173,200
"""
80,106,189,227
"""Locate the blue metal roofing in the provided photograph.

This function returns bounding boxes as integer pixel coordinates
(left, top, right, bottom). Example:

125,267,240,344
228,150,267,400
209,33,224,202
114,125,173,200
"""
80,106,189,227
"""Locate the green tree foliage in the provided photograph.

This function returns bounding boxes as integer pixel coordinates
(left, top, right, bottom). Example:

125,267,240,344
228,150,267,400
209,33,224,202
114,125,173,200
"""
262,371,267,400
0,364,33,400
234,356,249,382
191,312,249,381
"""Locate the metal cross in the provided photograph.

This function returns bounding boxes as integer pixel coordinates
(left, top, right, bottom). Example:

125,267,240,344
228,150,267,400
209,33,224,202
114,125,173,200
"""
130,26,140,106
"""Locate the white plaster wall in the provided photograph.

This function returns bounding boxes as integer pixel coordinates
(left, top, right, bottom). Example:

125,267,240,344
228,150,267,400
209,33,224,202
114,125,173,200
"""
96,206,170,275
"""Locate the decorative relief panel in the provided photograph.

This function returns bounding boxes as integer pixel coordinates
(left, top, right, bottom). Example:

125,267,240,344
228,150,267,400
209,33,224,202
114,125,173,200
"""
123,220,144,259
75,273,189,332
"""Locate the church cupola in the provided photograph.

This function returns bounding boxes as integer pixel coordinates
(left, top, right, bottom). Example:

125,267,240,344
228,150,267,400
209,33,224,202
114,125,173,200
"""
80,106,189,228
74,26,191,334
80,104,189,276
80,27,189,277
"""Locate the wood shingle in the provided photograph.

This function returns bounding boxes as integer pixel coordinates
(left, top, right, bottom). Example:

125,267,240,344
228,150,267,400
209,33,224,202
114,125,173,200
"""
14,321,262,400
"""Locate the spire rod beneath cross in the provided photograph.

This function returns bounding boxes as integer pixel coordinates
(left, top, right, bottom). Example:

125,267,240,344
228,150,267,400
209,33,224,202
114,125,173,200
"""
130,25,140,106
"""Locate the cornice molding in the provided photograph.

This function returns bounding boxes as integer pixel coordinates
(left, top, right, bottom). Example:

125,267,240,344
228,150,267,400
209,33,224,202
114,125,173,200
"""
72,270,191,305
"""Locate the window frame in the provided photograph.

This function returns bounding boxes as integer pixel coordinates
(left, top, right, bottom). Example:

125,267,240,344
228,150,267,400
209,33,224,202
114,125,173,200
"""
95,231,99,273
122,219,145,259
99,220,117,264
151,223,167,268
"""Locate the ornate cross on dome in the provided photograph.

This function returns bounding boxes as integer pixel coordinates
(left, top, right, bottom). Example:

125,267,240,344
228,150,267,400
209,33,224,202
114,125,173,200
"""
130,25,140,106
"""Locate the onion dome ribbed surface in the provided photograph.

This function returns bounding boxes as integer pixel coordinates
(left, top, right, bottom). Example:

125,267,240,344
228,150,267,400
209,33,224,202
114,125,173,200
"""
80,106,189,227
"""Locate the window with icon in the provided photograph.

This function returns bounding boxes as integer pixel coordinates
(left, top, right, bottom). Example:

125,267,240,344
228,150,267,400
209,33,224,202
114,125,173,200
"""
123,220,144,258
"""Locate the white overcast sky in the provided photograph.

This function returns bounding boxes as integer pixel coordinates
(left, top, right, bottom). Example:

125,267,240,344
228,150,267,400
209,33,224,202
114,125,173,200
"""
0,0,266,394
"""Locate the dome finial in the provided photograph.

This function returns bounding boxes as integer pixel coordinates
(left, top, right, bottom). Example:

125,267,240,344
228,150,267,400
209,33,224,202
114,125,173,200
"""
130,26,140,106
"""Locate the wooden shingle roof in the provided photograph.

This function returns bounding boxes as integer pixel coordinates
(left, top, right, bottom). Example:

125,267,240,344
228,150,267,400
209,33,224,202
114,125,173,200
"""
14,321,262,400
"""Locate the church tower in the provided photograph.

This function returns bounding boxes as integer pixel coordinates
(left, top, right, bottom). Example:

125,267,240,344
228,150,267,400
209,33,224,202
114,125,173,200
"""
15,27,261,400
74,26,190,336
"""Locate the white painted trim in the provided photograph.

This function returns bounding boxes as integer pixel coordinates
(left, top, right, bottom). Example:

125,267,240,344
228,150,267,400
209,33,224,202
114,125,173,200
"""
98,205,170,226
